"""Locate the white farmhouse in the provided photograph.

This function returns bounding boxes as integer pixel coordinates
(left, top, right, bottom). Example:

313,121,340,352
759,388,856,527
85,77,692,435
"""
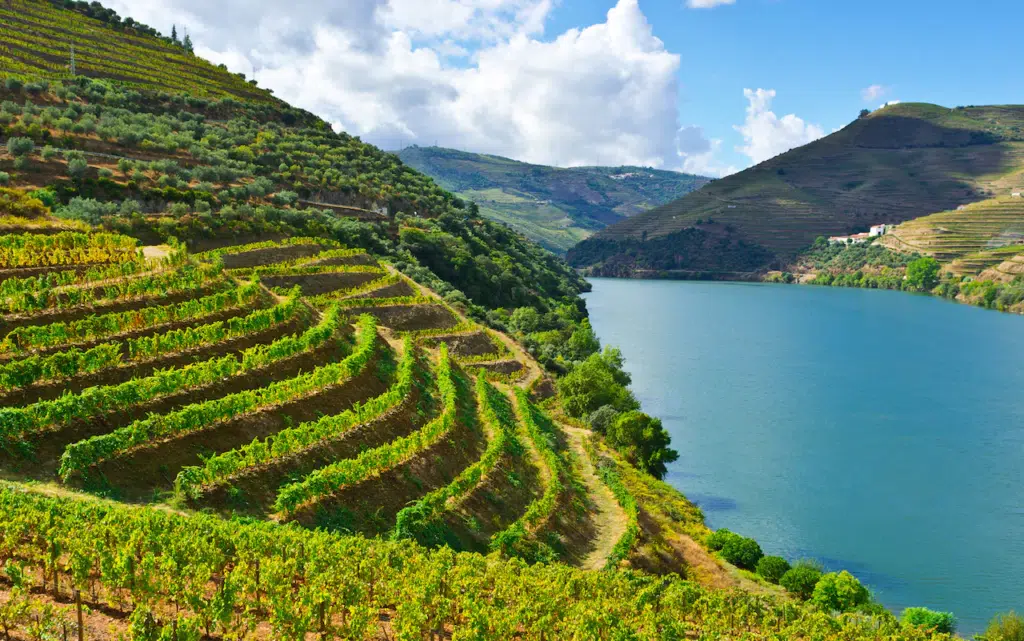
869,224,890,237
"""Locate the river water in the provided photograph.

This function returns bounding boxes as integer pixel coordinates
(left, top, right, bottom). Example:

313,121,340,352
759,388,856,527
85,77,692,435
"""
584,278,1024,632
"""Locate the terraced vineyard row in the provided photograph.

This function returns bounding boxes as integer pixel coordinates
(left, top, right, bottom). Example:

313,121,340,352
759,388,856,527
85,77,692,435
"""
881,197,1024,262
0,229,633,576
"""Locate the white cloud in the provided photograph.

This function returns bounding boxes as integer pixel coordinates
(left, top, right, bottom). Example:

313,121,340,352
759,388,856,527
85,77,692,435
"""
880,99,902,108
686,0,736,8
861,84,888,102
676,126,736,176
734,88,824,165
101,0,707,171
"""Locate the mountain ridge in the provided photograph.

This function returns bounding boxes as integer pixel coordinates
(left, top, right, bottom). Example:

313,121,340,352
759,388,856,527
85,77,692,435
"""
397,145,709,253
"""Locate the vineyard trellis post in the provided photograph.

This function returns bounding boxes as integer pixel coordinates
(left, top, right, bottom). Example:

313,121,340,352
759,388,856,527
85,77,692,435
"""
74,589,83,641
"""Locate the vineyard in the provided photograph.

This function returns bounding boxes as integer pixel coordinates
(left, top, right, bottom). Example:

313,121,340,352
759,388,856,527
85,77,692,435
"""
0,0,979,635
0,226,958,639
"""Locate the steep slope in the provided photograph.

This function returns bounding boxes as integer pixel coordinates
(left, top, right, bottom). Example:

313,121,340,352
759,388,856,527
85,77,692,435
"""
570,103,1024,276
397,145,709,253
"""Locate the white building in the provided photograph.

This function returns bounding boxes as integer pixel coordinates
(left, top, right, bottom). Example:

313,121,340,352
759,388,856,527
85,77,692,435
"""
1012,192,1022,198
869,224,890,237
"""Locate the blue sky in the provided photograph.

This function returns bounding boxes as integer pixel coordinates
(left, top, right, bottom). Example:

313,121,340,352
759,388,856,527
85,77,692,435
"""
108,0,1024,176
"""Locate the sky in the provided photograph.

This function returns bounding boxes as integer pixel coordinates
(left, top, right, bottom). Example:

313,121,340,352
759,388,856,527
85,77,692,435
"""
100,0,1024,177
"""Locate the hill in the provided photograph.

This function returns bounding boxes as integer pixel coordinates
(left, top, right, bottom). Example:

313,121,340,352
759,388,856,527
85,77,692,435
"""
397,145,709,253
0,2,983,637
569,102,1024,276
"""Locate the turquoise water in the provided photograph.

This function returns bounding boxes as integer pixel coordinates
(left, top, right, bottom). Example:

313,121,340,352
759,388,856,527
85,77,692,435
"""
583,278,1024,633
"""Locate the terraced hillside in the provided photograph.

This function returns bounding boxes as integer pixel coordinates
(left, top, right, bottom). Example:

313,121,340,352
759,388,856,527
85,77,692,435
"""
398,146,709,254
0,2,982,636
0,0,274,101
879,197,1024,275
0,226,957,640
570,103,1024,276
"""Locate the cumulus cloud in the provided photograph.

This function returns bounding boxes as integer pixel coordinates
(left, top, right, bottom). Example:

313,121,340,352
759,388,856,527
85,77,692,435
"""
734,88,824,165
676,126,736,176
861,84,889,102
101,0,703,171
686,0,736,8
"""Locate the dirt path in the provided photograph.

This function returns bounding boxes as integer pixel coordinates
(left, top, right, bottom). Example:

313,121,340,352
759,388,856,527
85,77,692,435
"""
564,426,629,571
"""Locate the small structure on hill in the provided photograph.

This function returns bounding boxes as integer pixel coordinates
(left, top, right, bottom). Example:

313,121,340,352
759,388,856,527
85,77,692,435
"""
869,224,891,237
828,232,872,245
1012,192,1022,198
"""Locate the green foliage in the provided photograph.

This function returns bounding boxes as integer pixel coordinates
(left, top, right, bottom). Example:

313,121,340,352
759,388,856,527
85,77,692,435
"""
6,136,34,157
705,528,737,551
905,257,941,291
588,405,620,434
605,411,679,480
558,348,638,418
0,172,9,186
780,562,824,600
984,611,1024,641
901,608,957,634
755,555,791,584
719,534,763,571
811,571,870,613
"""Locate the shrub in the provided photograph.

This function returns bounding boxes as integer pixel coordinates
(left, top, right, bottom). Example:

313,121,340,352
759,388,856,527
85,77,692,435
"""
40,145,58,160
4,78,23,92
29,188,58,208
606,411,679,479
985,612,1024,641
0,172,8,186
558,348,639,418
6,137,34,157
67,158,89,180
905,257,941,291
98,168,114,179
705,528,738,551
780,562,823,600
11,157,28,171
755,556,791,584
901,607,956,634
720,535,763,571
588,406,620,435
811,571,870,613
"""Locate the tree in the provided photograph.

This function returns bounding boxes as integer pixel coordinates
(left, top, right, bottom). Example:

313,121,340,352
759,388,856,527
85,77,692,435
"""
859,109,871,119
171,24,179,43
606,411,679,479
905,257,940,291
901,607,956,634
780,562,823,600
719,534,763,570
588,405,620,435
558,349,639,418
566,319,600,361
985,612,1024,641
811,571,870,613
755,556,791,584
66,158,89,182
183,34,194,54
6,137,34,157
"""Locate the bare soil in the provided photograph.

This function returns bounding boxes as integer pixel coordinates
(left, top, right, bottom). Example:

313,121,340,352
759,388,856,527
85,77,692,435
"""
193,355,435,516
466,360,525,378
313,253,379,267
1,334,352,480
354,280,416,300
565,427,629,570
421,331,499,359
262,271,381,296
345,304,459,332
0,314,309,407
91,341,391,501
221,245,328,269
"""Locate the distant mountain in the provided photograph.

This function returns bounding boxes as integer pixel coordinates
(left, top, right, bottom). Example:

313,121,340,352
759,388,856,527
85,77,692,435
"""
568,103,1024,277
396,146,710,253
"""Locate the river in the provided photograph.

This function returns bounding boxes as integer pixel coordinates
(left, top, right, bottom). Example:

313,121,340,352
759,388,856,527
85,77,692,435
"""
583,278,1024,633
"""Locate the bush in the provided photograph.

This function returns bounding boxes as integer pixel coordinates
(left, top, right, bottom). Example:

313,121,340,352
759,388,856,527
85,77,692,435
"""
905,257,941,291
705,528,738,551
780,562,823,600
811,571,870,613
56,197,117,225
40,145,58,160
588,406,620,435
98,168,114,179
720,535,763,570
755,556,791,584
6,136,34,157
985,612,1024,641
901,607,956,634
0,172,8,186
4,78,23,92
558,348,639,418
0,188,48,218
29,188,58,209
67,158,89,180
606,411,679,479
11,157,28,171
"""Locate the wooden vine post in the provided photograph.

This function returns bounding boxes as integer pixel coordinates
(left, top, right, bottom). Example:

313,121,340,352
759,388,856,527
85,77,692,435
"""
75,589,84,641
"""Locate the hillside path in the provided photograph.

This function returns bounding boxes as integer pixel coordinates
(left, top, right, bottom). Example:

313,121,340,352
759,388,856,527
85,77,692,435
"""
564,425,629,571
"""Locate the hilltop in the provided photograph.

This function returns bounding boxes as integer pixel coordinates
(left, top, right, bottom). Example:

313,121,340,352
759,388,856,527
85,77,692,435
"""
397,145,709,253
569,102,1024,276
